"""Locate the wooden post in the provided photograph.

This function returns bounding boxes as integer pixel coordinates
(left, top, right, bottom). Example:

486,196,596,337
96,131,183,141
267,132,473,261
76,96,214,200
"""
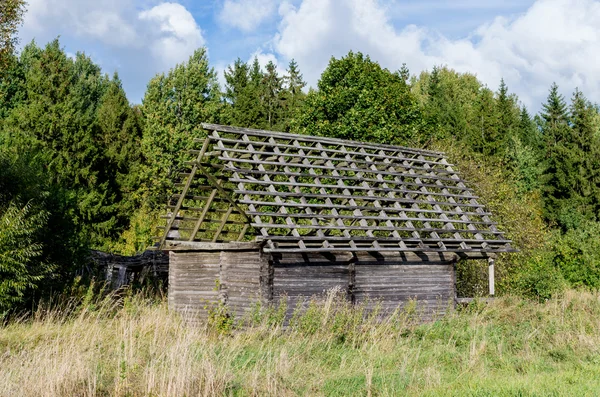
488,257,495,296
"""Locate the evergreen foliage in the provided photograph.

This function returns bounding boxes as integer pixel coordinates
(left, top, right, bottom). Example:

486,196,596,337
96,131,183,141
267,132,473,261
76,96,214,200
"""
0,40,142,248
540,85,600,229
222,57,306,131
0,151,85,311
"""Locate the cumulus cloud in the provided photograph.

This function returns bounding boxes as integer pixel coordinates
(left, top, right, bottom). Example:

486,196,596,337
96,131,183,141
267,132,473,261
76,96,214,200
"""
272,0,600,108
19,0,205,102
219,0,277,32
139,3,205,67
22,0,139,46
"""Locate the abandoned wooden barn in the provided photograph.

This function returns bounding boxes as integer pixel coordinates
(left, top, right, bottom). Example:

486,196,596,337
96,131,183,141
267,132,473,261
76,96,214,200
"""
158,123,515,320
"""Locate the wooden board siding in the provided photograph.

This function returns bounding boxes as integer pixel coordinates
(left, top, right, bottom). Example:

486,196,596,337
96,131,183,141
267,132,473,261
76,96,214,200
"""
169,251,221,320
169,248,457,322
272,252,352,318
221,249,269,319
352,252,455,319
168,244,267,322
354,264,455,320
270,252,455,319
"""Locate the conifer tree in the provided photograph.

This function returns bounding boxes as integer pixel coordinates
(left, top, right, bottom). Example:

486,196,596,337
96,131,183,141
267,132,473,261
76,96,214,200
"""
540,85,598,229
540,82,569,146
496,79,519,144
518,106,542,150
261,61,283,129
281,59,306,130
284,59,306,106
96,73,143,219
473,87,500,156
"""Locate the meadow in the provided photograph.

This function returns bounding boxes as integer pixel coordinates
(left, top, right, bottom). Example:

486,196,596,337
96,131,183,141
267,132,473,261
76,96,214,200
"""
1,289,600,396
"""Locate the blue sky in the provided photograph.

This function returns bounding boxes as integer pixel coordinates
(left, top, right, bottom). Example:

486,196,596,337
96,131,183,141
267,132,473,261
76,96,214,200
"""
18,0,600,111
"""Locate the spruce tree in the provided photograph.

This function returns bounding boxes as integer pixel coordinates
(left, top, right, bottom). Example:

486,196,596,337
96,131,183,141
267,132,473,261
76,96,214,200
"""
541,82,569,146
96,73,143,221
540,84,596,229
496,78,519,147
473,87,500,156
261,61,283,129
223,57,265,128
281,59,306,130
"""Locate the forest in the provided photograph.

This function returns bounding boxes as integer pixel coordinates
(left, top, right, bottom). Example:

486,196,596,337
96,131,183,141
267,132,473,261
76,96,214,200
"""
2,0,600,314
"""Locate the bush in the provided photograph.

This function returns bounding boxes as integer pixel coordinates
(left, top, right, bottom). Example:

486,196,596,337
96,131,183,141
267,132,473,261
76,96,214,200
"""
551,221,600,289
0,200,54,311
514,252,567,301
0,151,86,312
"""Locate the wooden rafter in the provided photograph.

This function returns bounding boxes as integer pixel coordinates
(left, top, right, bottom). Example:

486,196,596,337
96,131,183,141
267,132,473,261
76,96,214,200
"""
159,124,517,255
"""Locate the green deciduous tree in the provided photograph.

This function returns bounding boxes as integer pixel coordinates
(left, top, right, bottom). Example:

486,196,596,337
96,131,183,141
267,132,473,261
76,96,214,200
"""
0,0,26,71
140,48,222,206
0,151,85,312
292,51,422,145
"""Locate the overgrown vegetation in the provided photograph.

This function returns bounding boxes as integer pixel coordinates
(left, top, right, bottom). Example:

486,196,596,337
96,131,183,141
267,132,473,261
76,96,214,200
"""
1,1,600,311
1,289,600,396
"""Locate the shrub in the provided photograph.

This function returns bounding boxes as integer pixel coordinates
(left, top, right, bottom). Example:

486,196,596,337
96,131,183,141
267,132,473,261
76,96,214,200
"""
551,221,600,289
0,200,54,311
514,252,567,301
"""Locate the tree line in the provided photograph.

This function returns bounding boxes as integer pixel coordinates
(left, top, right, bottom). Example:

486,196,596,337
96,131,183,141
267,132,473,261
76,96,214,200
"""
2,1,600,311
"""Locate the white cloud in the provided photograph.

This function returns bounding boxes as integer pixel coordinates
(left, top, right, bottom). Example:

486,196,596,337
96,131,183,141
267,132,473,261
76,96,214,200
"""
22,0,204,66
272,0,600,109
22,0,139,46
219,0,277,32
139,3,205,67
18,0,205,102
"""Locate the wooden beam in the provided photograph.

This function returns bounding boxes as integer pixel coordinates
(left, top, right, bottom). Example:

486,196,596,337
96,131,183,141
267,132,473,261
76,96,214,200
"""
158,137,210,249
201,123,446,158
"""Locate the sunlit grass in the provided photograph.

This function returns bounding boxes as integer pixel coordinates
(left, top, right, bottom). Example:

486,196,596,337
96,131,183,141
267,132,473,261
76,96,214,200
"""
1,289,599,396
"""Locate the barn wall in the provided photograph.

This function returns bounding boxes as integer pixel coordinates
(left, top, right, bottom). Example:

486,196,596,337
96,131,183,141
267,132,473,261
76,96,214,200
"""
169,250,222,319
168,244,267,321
169,248,457,322
271,252,353,318
221,249,269,319
271,252,456,320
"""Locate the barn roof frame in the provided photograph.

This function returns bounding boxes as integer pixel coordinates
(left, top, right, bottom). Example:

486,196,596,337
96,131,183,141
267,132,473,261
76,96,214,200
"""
158,123,516,257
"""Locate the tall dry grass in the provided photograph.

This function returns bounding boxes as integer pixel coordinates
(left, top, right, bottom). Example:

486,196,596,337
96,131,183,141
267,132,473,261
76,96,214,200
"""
1,289,600,396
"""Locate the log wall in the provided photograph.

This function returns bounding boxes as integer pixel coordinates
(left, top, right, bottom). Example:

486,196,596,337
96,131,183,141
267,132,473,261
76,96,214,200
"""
168,243,268,321
271,252,353,318
271,251,456,319
168,246,457,322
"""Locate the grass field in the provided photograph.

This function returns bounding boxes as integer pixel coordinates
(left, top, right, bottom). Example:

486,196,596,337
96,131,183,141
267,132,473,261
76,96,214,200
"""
1,289,599,396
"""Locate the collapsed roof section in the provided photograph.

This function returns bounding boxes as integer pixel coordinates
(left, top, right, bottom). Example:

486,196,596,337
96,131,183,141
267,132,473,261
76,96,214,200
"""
158,123,515,256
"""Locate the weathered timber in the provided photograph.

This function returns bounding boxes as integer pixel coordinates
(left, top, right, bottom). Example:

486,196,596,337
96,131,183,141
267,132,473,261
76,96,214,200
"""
160,124,516,323
166,245,460,322
91,250,168,289
158,124,515,254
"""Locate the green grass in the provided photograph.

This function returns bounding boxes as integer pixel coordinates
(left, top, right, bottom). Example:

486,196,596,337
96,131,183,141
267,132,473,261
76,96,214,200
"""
1,289,599,396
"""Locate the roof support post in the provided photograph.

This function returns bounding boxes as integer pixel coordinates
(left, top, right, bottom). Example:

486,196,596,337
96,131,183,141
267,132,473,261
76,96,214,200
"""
488,257,495,296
